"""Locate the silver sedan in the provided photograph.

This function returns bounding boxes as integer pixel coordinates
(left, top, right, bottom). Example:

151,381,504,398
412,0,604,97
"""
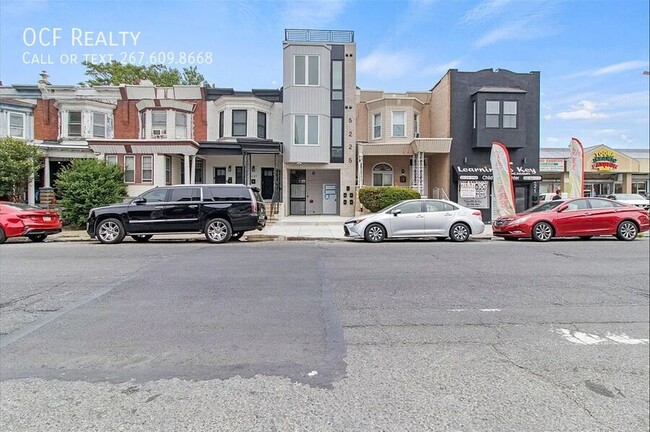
344,199,485,243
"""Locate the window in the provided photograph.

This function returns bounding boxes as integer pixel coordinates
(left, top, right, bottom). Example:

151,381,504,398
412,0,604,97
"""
175,112,187,138
294,55,319,86
195,159,204,183
208,186,250,201
486,101,500,128
170,187,201,202
235,166,243,184
9,112,25,138
152,111,167,138
425,201,457,212
372,163,393,187
414,113,420,137
503,101,517,128
565,199,589,211
232,110,247,136
124,155,135,183
105,155,117,164
218,111,224,138
294,115,318,145
257,112,266,139
332,60,343,100
392,111,405,137
141,155,153,182
588,199,620,209
93,113,106,138
165,156,172,185
472,101,476,129
141,188,169,203
68,111,82,137
331,117,343,161
393,201,421,214
372,113,381,139
140,112,146,138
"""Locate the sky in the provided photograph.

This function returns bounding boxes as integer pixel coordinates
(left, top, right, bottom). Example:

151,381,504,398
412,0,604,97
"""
1,0,648,149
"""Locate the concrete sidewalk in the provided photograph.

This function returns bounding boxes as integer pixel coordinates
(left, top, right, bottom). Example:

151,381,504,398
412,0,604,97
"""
30,216,494,243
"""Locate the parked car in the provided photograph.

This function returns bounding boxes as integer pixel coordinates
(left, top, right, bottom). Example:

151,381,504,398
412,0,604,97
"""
537,192,557,203
0,202,62,244
344,199,485,243
87,184,266,244
605,194,650,210
492,198,650,242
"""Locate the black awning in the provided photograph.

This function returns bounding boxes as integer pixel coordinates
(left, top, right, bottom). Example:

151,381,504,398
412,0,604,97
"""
197,139,283,156
197,142,242,156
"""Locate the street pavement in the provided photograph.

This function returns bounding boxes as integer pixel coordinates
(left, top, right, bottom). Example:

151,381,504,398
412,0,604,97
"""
6,215,495,243
0,238,648,431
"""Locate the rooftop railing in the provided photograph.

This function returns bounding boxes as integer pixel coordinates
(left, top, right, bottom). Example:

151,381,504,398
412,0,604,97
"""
285,29,354,43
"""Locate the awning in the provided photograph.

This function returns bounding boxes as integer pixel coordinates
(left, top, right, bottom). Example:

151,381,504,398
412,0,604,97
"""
197,138,283,156
359,138,452,156
87,139,199,155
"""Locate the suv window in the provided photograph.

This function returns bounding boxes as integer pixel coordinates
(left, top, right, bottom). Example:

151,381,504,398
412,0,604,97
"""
169,187,201,202
207,186,251,202
393,201,422,214
140,188,169,203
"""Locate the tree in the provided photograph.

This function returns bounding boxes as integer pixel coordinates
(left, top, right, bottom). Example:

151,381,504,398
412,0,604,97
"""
0,137,42,202
55,159,127,227
80,61,207,86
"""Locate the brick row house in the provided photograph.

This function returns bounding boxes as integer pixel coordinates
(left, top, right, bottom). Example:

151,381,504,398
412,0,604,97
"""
1,28,552,221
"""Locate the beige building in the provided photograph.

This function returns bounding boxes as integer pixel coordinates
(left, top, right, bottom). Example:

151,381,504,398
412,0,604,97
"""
355,90,452,205
540,145,649,196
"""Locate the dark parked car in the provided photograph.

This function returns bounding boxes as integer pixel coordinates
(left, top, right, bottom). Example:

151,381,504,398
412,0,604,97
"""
492,198,650,242
87,184,266,244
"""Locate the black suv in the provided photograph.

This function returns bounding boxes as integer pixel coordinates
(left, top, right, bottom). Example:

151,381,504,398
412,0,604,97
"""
87,184,266,244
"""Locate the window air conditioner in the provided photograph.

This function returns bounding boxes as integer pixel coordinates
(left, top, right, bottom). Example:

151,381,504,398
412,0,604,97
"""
152,129,166,138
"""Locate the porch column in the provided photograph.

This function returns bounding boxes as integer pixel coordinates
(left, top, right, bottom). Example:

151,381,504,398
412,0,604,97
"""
184,154,191,184
190,155,196,184
357,151,363,187
44,156,51,187
28,175,35,205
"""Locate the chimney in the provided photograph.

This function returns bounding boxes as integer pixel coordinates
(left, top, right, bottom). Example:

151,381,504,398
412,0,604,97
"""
38,70,51,85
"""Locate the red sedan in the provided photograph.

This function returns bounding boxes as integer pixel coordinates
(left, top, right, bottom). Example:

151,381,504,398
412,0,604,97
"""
493,198,650,242
0,202,62,244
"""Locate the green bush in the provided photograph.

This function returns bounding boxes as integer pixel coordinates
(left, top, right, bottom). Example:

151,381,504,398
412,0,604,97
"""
55,159,128,227
358,187,421,212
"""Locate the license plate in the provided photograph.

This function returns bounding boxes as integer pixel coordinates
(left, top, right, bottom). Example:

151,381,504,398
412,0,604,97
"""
43,216,51,221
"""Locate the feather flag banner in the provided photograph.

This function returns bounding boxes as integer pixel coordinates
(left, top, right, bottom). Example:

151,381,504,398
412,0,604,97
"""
490,141,516,218
567,138,585,199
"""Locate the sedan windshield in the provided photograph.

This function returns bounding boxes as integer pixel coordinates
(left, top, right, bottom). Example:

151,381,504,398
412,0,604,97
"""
524,200,565,213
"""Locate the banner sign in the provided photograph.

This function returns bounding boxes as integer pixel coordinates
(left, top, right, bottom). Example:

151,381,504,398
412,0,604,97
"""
458,180,489,209
540,158,564,172
490,142,516,218
567,138,585,199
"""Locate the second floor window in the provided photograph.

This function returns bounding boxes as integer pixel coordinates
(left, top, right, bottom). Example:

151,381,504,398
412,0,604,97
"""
372,113,381,139
503,101,517,128
219,111,224,138
152,111,167,138
232,110,247,136
486,101,500,128
68,111,82,137
294,115,318,145
414,113,420,138
9,112,25,138
392,111,405,137
93,113,106,138
175,112,188,138
332,60,343,100
257,112,266,139
294,55,319,86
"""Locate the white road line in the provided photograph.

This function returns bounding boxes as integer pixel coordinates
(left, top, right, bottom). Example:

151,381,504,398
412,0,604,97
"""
554,328,649,345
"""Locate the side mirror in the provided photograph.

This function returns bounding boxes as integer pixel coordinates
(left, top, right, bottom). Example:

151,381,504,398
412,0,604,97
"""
132,197,146,205
392,209,402,216
557,204,568,212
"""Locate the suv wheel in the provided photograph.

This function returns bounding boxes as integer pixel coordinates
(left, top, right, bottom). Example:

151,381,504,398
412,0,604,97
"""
205,218,232,243
97,218,126,244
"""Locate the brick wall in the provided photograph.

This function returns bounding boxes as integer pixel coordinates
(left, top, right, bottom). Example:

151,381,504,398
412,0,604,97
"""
114,100,139,139
191,99,207,141
34,99,58,141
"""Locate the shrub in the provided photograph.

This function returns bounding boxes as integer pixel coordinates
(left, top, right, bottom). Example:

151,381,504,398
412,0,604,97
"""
358,186,421,212
55,159,128,227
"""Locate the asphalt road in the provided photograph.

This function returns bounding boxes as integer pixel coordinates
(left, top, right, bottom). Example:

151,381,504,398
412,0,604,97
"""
1,237,648,431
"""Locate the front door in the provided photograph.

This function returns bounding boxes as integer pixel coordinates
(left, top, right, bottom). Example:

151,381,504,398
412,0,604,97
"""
388,201,425,236
323,184,337,214
515,185,529,213
261,168,274,200
214,167,226,184
163,187,202,231
127,187,170,233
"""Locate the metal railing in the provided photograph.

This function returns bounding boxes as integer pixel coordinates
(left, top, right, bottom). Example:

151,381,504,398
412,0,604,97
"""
285,29,354,43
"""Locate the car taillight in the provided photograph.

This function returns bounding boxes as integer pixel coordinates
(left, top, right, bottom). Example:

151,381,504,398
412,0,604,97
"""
472,211,482,217
251,196,258,213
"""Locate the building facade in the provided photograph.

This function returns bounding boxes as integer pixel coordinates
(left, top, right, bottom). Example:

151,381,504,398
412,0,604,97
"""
281,29,357,217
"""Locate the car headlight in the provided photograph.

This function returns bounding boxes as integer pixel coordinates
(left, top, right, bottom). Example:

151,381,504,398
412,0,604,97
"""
510,216,531,225
348,218,366,225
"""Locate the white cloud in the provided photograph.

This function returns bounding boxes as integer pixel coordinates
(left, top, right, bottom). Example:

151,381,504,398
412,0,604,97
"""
546,137,560,143
556,100,607,120
420,60,461,77
282,0,345,28
593,61,649,76
462,0,513,24
543,114,553,120
357,50,418,80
